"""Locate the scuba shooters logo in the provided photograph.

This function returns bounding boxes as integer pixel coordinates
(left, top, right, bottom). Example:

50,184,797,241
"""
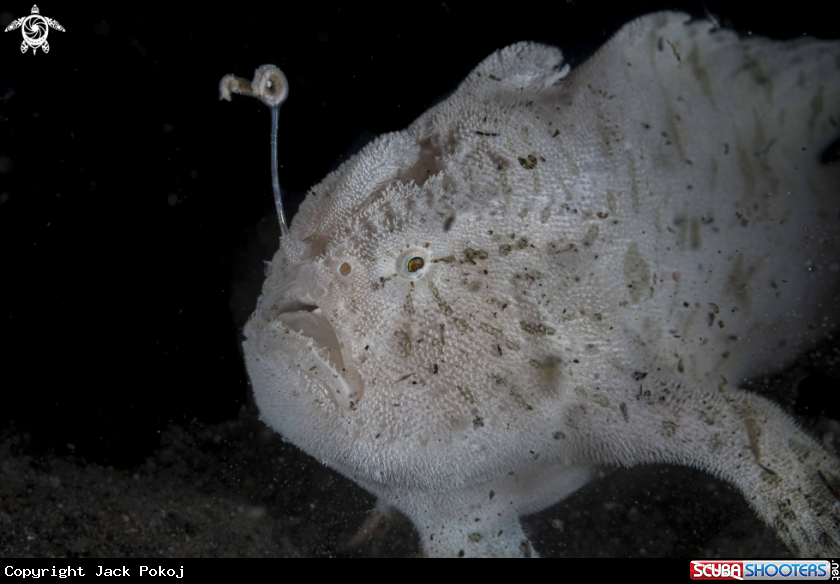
690,560,836,580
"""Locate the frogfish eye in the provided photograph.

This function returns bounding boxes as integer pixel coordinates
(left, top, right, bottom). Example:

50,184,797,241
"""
406,257,425,273
396,248,430,280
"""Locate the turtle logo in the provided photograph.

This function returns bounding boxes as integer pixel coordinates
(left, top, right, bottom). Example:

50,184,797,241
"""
4,5,65,54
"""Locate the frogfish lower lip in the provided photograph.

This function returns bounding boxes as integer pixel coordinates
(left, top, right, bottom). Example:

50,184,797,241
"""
272,302,365,409
276,306,341,363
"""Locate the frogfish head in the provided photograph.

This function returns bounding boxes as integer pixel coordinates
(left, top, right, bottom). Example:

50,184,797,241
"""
242,109,599,490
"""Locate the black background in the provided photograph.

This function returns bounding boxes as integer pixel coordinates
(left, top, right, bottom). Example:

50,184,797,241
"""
0,1,837,471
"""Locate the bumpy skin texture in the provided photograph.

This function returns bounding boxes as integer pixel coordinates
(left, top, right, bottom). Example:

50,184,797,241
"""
243,12,840,557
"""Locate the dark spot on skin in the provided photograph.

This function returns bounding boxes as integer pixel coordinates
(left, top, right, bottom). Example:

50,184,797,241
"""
520,321,556,335
518,154,538,170
633,371,648,381
553,431,565,440
464,248,489,263
489,490,495,500
433,363,438,374
428,281,453,315
443,216,455,232
473,416,484,429
454,318,474,333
